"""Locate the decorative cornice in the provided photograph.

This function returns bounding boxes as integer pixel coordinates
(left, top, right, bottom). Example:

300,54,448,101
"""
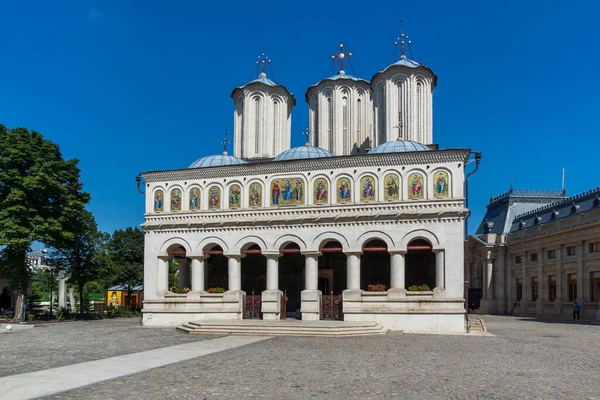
142,200,466,232
140,149,470,183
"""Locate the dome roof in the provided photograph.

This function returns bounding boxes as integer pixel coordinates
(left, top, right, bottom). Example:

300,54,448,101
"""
371,55,437,87
369,140,431,154
273,144,334,161
188,153,248,169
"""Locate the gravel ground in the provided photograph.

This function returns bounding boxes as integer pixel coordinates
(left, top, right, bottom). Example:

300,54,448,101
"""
25,315,600,399
0,318,219,377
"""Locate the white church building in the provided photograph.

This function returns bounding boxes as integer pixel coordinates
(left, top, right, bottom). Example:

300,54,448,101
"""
140,34,472,332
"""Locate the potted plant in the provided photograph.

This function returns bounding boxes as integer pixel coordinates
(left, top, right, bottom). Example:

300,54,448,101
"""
207,287,225,294
407,284,431,292
170,287,190,294
367,283,387,292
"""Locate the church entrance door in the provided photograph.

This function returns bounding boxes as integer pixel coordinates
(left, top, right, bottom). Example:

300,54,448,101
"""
279,243,304,319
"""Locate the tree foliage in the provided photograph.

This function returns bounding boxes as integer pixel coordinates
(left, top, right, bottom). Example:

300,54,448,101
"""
107,227,144,308
0,125,89,320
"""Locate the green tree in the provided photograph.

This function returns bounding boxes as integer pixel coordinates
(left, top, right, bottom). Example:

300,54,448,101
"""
108,227,144,309
56,210,105,315
0,125,89,322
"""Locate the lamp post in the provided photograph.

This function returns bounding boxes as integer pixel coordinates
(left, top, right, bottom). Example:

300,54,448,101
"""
464,152,482,327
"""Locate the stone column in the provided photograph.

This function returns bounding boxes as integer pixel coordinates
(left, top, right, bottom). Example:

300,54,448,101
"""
485,251,493,300
301,252,321,321
389,251,406,290
157,256,169,293
537,248,544,315
190,256,205,292
346,253,361,290
227,255,242,291
521,252,528,312
178,259,189,289
576,241,584,305
506,252,512,314
262,253,282,321
57,271,67,309
555,245,563,313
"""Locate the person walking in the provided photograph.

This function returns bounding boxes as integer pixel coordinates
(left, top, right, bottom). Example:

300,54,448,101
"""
573,302,581,320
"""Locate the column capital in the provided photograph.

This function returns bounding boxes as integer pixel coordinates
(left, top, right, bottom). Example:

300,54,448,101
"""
157,254,170,261
301,251,321,257
262,251,281,259
187,254,205,260
344,250,363,256
389,249,407,255
223,252,245,259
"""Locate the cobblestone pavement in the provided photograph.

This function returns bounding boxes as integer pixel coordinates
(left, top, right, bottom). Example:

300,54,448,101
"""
0,318,219,377
6,316,600,399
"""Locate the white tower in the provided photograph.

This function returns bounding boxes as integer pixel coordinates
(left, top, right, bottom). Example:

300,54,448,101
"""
306,44,374,156
370,27,437,145
231,53,296,159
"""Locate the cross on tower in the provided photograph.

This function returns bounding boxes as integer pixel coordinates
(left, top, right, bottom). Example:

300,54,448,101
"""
394,20,413,59
331,43,353,73
256,52,271,74
393,112,404,141
302,127,311,145
221,129,230,155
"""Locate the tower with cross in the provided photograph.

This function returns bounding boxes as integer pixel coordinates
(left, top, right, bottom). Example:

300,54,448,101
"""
231,52,296,159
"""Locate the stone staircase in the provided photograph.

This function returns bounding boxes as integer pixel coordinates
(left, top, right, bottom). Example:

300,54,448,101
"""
468,317,486,333
176,319,389,337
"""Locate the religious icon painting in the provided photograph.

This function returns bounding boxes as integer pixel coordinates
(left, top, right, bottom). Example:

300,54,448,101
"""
360,176,376,202
249,183,262,208
271,177,304,206
229,184,241,209
408,172,424,200
189,187,201,211
434,171,449,198
170,189,182,212
154,189,164,212
313,178,329,205
384,173,400,201
208,186,221,209
336,178,352,203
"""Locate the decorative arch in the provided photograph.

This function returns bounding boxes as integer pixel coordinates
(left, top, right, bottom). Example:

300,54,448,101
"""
234,235,268,253
310,175,330,205
310,232,350,252
359,174,377,202
431,168,451,199
159,237,193,254
273,234,308,252
153,187,165,213
195,236,230,254
399,229,440,250
354,231,395,250
169,186,183,212
406,169,426,200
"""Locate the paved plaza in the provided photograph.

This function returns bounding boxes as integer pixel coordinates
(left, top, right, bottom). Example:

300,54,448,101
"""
1,316,599,399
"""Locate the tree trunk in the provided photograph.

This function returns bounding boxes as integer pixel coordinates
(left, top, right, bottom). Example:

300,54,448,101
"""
78,282,85,316
10,291,24,323
127,286,132,310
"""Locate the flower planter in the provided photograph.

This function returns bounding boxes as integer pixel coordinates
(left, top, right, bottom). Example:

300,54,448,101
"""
406,291,434,296
165,293,188,299
361,291,388,297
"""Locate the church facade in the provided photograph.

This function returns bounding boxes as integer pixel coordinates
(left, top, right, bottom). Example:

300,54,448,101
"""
140,37,472,332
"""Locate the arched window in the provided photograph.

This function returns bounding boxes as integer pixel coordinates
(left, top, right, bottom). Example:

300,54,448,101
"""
273,100,279,155
416,82,422,142
357,97,362,143
397,82,404,140
378,86,385,145
254,97,260,154
313,96,319,147
342,95,348,153
327,96,333,152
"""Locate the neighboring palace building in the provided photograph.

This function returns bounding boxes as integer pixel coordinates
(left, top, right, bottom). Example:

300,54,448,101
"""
140,34,473,332
468,187,600,321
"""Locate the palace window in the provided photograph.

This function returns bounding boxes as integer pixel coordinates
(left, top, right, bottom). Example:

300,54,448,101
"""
530,253,538,262
514,255,522,264
547,250,556,259
568,273,577,302
589,242,600,253
516,278,523,301
566,246,576,256
548,275,556,301
591,272,600,302
531,276,539,301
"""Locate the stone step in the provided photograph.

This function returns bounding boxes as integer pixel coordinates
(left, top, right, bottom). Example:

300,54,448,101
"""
186,321,379,332
179,327,388,337
469,318,485,332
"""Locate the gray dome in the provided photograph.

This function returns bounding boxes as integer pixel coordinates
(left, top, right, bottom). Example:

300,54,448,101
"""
273,145,334,161
369,140,431,154
189,153,247,168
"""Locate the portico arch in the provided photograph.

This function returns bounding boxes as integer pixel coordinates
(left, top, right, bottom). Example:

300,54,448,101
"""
355,231,395,250
311,231,350,253
279,242,304,318
361,239,390,291
405,239,436,290
240,243,266,295
318,241,347,295
235,236,268,254
160,237,193,255
196,237,229,255
273,234,308,253
399,229,440,250
165,243,190,291
204,244,228,291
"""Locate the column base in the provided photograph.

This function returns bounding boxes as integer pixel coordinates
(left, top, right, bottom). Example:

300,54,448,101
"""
301,290,321,321
433,287,446,298
261,290,282,320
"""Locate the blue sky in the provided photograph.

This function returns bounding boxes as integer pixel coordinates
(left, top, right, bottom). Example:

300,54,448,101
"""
1,0,599,235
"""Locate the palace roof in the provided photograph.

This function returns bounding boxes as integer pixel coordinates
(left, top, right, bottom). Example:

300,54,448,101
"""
273,144,334,161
